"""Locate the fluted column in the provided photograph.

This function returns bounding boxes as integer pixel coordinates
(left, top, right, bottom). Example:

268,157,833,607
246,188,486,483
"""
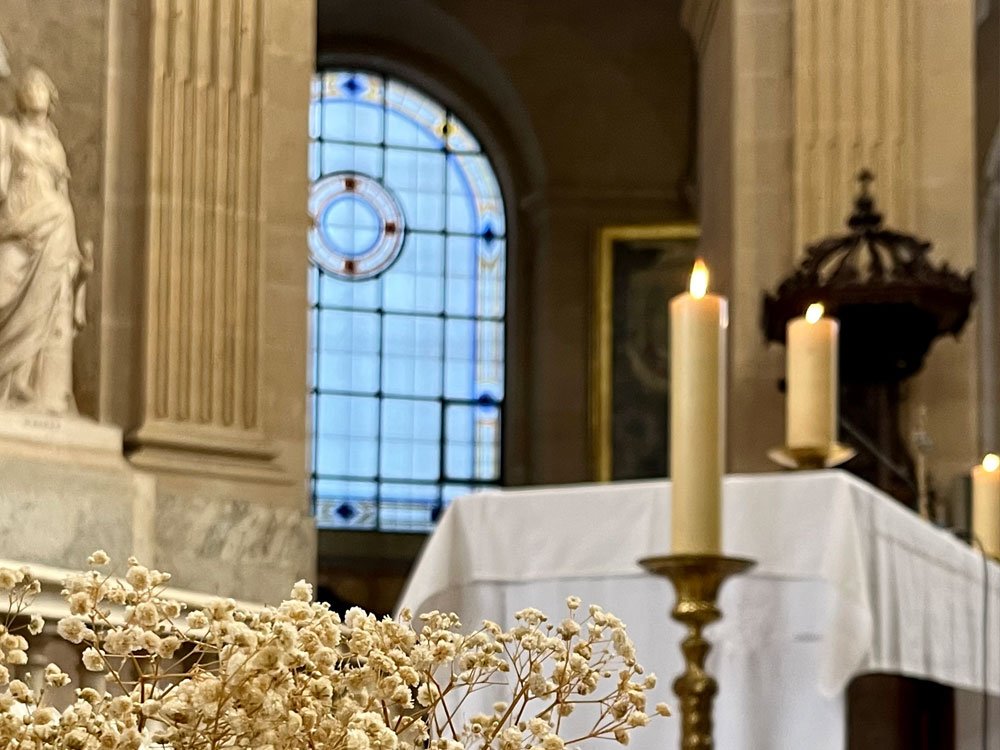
792,0,917,247
128,0,279,481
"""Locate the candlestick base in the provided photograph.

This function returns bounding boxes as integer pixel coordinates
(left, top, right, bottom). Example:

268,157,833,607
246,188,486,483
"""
639,554,754,749
767,442,856,470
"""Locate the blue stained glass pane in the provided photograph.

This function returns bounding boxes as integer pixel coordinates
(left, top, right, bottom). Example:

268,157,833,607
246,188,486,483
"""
446,159,476,234
314,479,377,529
465,155,506,235
318,270,380,310
320,142,383,179
315,394,379,478
308,266,319,306
306,322,316,390
384,111,443,149
385,149,446,191
443,319,504,401
308,142,321,181
309,100,321,140
380,399,441,480
384,79,446,148
476,238,506,319
324,71,384,102
382,315,443,397
475,320,505,401
473,404,501,480
445,404,474,479
316,309,380,394
443,319,474,400
378,483,440,532
322,100,384,144
381,234,444,314
445,236,476,316
446,114,480,153
385,150,445,231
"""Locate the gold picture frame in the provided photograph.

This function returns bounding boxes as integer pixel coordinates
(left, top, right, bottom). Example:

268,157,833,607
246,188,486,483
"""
590,223,701,481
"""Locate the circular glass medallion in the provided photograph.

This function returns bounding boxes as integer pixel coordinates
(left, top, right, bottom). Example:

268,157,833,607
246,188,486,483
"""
308,172,406,279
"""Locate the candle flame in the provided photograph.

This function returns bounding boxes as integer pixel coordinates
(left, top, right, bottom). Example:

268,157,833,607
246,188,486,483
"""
689,259,709,299
805,303,825,324
984,453,1000,472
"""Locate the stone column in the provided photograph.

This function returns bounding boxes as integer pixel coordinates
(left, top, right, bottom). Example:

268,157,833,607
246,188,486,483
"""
686,0,978,483
126,0,279,483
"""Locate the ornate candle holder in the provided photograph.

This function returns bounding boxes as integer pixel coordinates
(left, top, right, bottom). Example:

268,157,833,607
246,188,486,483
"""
640,554,754,749
767,442,856,470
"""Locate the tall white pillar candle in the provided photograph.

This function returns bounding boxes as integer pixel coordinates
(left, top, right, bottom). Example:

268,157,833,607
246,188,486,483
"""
972,453,1000,557
670,259,727,554
786,303,839,450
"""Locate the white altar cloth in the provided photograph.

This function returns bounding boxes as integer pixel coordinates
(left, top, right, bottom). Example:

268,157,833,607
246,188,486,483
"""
398,471,1000,749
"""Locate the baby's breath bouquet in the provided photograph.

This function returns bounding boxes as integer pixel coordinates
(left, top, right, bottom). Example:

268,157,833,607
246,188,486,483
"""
0,552,668,750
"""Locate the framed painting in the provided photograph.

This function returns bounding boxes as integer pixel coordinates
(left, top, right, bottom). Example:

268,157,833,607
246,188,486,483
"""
590,224,701,481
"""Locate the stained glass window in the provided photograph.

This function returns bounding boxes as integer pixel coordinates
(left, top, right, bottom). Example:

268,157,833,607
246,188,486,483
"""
308,70,507,532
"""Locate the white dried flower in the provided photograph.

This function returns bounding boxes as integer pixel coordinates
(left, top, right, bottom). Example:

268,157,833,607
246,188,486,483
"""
0,568,21,590
133,601,159,628
56,617,90,644
87,550,110,566
67,591,92,616
43,663,70,687
186,610,209,629
291,579,313,602
5,649,25,665
7,680,30,702
81,648,103,672
628,711,649,727
527,718,551,737
125,565,151,591
27,615,44,635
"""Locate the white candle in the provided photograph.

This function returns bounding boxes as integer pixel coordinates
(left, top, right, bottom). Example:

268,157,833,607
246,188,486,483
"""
786,303,839,450
972,453,1000,557
670,259,727,554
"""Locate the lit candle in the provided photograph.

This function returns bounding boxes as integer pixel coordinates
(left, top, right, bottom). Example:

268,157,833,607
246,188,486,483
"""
972,453,1000,557
670,259,727,554
786,303,839,450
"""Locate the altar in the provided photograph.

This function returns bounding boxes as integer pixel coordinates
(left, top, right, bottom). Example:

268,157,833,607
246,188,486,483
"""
399,471,1000,749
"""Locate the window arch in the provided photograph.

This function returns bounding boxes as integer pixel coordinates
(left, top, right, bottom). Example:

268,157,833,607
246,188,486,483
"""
308,70,507,532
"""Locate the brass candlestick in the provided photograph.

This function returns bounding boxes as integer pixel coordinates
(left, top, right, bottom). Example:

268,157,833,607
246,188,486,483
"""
640,554,754,749
767,442,855,470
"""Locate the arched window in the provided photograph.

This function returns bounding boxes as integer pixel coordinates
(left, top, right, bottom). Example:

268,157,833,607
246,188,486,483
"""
308,70,507,532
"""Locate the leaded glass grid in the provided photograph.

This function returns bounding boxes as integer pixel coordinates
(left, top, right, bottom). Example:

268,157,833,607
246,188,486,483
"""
308,69,507,533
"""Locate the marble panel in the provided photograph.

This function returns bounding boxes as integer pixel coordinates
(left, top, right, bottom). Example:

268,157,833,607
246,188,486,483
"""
0,452,142,570
150,490,316,604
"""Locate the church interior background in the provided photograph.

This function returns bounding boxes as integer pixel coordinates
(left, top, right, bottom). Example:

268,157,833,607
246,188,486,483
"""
1,0,1000,747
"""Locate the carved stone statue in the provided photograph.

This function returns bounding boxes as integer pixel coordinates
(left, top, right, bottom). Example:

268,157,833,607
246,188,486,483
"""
0,60,92,414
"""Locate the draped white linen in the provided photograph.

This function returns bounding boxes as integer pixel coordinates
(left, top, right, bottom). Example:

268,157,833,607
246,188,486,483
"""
399,471,1000,750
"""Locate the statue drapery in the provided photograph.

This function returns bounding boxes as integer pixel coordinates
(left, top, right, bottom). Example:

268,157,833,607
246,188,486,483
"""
0,66,89,414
